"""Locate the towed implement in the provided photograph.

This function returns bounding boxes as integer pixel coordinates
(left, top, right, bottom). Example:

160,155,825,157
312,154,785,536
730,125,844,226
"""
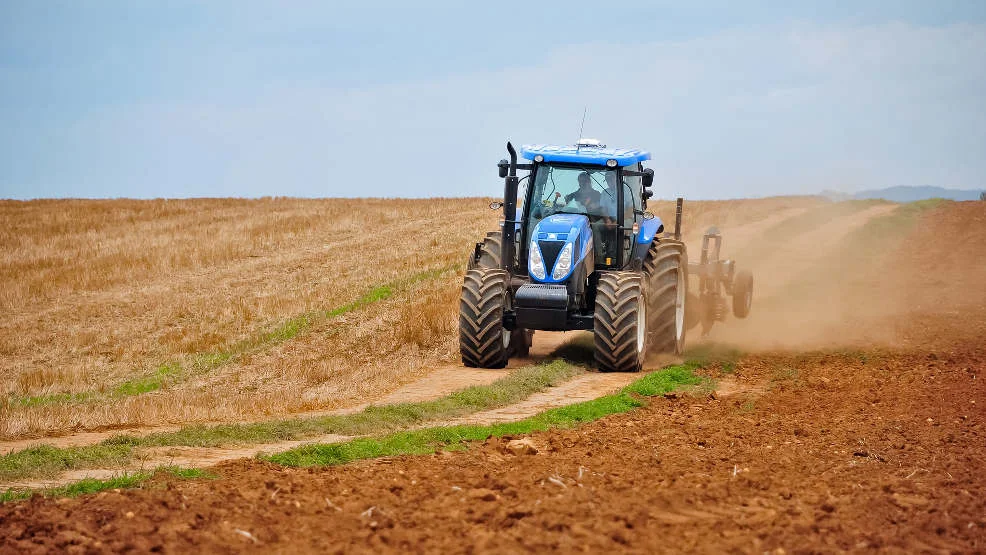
460,140,752,372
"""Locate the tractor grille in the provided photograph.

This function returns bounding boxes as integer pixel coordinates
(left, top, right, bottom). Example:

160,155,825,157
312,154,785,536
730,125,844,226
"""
538,240,566,272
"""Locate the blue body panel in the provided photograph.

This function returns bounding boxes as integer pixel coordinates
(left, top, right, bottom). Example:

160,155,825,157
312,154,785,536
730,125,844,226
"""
636,217,664,244
521,144,651,167
529,214,593,284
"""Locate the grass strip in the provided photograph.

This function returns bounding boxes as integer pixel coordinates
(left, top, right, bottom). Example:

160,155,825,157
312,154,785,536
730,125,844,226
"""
0,466,215,504
766,199,950,305
0,360,582,482
9,264,460,407
841,198,948,254
265,363,704,468
1,361,713,502
763,199,888,240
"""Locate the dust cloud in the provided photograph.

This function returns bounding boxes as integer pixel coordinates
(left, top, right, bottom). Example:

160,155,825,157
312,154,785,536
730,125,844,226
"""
675,199,986,351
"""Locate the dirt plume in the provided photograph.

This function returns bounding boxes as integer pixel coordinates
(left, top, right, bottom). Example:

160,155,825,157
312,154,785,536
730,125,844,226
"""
699,200,986,351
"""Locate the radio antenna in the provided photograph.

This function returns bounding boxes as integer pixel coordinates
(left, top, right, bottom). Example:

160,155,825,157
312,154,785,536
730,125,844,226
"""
576,106,587,150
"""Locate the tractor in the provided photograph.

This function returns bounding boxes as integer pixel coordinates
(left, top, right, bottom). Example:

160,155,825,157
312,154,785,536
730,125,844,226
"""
459,140,752,372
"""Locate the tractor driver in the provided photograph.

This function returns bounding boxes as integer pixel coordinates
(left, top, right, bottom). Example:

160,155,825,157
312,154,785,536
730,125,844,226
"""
554,172,619,262
554,173,603,215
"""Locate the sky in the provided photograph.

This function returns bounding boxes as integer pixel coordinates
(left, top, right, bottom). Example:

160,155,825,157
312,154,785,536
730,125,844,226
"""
1,1,984,200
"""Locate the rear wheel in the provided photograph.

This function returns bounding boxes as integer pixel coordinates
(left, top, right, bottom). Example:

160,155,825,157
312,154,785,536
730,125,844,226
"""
459,268,511,368
642,240,687,354
466,231,502,270
510,328,533,358
594,272,647,372
732,270,753,318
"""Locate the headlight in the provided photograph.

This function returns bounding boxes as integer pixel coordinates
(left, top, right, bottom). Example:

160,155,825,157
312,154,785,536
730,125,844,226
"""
529,241,546,280
552,242,574,280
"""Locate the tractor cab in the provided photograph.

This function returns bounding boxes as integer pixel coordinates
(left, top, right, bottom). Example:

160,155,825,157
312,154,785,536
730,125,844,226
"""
519,141,657,273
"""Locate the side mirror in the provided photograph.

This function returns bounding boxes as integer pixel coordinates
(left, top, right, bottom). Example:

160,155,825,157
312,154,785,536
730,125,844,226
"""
642,168,654,189
498,160,509,179
490,201,503,210
643,190,655,200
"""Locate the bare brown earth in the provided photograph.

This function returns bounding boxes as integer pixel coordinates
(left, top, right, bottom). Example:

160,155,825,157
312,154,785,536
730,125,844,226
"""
1,334,983,553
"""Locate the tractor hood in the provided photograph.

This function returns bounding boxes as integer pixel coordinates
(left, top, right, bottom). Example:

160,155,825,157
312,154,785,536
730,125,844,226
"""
528,214,594,283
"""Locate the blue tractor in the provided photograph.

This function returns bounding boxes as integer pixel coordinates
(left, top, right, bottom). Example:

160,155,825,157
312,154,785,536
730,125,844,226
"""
460,139,753,371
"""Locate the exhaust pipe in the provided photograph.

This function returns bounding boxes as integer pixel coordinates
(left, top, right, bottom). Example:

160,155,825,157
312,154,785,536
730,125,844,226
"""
501,142,519,274
674,197,683,241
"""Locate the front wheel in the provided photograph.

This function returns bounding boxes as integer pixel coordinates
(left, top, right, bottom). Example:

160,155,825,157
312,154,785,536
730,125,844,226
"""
594,272,648,372
459,268,511,368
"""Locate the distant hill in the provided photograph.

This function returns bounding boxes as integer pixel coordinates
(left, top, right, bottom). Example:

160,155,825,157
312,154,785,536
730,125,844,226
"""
822,186,984,203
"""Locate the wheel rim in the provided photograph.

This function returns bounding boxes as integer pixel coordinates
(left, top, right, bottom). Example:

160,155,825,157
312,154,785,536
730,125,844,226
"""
636,293,646,354
674,266,685,342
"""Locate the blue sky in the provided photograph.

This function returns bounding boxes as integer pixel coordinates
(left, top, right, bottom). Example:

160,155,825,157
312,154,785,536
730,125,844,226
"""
1,1,984,200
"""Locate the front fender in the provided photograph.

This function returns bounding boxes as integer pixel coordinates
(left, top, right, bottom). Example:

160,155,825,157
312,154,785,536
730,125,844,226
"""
636,217,664,244
629,216,665,270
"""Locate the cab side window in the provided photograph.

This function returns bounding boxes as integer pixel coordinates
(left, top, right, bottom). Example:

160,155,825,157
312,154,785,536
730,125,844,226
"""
622,163,641,229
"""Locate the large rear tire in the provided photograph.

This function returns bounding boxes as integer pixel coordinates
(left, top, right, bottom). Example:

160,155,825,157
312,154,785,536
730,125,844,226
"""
459,268,511,368
594,272,648,372
466,231,502,270
642,240,687,354
732,270,753,319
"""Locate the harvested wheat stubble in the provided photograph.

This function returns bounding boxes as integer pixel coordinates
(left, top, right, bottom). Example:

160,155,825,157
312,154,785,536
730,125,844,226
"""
0,196,824,439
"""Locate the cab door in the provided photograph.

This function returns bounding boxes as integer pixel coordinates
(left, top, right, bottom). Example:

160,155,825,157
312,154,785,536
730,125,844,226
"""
620,163,643,266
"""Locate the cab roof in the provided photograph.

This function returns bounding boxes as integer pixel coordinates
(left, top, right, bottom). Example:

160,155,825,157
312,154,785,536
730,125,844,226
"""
520,142,651,167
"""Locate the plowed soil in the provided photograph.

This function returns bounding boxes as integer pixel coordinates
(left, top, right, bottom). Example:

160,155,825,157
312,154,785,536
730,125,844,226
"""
2,337,983,553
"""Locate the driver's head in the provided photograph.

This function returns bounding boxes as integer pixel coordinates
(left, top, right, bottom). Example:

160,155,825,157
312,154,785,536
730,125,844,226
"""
577,172,592,191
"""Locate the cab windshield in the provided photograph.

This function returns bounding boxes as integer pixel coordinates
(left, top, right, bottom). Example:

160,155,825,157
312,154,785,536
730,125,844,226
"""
525,163,623,266
527,165,618,223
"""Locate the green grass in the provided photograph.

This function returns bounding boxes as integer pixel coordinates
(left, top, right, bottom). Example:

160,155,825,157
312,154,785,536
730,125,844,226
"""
1,361,716,502
763,200,888,241
0,360,582,482
683,343,743,368
0,444,134,485
9,391,96,408
0,466,213,504
843,198,948,256
772,199,950,304
8,264,459,408
159,466,217,480
266,362,705,468
112,362,182,397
